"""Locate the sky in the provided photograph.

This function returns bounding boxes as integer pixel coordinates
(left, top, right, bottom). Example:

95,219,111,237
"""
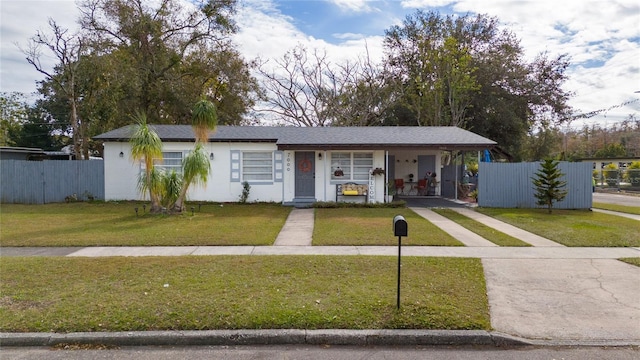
1,0,639,130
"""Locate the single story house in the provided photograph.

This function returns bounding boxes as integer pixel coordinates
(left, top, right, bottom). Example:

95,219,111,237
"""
94,126,496,205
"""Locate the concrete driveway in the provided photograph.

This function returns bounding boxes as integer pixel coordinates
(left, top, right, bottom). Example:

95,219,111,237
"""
483,258,640,341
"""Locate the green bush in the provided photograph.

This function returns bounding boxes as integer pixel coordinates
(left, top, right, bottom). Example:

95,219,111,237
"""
603,163,619,186
627,162,640,186
313,201,406,208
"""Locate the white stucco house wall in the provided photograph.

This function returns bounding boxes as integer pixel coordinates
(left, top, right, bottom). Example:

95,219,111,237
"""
94,126,496,205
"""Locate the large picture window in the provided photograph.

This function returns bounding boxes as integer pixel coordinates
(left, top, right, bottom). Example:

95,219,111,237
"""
242,152,273,181
331,152,373,180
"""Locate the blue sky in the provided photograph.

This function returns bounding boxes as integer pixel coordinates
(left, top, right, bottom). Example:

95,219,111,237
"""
2,0,639,128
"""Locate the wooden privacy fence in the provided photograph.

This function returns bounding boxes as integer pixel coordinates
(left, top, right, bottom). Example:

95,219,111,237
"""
0,160,104,204
478,162,592,209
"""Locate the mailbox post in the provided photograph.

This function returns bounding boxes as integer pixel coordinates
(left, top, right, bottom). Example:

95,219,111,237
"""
393,215,407,309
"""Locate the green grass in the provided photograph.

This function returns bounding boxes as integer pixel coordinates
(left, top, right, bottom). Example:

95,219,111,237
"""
619,258,640,267
593,202,640,215
0,202,291,247
432,209,531,247
476,208,640,247
0,256,490,332
313,208,463,246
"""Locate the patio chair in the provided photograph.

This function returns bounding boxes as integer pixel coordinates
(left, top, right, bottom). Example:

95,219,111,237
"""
394,179,405,195
416,179,427,196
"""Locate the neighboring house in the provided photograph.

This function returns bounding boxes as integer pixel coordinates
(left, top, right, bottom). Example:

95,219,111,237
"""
0,146,48,160
94,126,496,205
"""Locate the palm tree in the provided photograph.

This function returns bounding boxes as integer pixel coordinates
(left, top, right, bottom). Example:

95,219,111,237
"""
191,98,218,143
172,142,210,212
130,112,163,213
170,99,217,213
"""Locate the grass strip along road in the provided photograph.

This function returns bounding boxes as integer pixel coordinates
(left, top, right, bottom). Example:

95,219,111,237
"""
0,256,489,332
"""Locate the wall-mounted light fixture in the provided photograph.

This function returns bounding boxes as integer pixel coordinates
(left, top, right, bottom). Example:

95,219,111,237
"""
210,153,214,160
318,152,322,160
119,151,124,158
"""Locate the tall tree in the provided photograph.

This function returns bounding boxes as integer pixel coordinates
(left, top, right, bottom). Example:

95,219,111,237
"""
384,12,479,127
78,0,249,125
259,44,391,127
0,92,29,146
22,19,87,159
383,11,572,158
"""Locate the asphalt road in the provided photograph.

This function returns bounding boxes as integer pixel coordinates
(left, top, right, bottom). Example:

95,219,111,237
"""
2,345,639,360
593,192,640,207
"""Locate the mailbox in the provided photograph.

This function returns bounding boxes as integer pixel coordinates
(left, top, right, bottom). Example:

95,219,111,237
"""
393,215,408,237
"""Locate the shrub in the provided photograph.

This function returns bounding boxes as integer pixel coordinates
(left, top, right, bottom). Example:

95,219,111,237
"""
603,163,619,186
313,201,406,209
627,161,640,186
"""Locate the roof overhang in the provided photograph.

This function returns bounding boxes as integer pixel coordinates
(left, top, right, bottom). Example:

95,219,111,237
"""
277,144,496,151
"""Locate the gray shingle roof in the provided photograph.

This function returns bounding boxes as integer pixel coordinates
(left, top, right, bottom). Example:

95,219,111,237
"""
94,125,496,150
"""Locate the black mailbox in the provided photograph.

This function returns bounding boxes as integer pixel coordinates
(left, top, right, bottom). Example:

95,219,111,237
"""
393,215,408,237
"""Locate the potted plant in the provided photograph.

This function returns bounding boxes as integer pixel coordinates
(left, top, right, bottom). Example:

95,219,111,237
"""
386,181,396,202
333,166,344,177
372,167,385,176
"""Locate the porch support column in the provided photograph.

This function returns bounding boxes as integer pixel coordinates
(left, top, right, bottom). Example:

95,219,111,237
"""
385,151,389,200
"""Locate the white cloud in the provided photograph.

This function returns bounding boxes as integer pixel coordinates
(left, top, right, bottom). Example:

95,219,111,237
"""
401,0,456,8
0,0,80,95
447,0,640,126
329,0,377,13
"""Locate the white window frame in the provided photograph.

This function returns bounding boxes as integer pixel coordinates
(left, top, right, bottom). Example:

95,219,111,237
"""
242,151,274,182
140,151,183,174
331,152,373,181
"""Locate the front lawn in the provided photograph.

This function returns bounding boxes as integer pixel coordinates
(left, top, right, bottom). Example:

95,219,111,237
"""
0,256,490,332
593,202,640,215
0,202,291,247
313,208,463,246
475,208,640,247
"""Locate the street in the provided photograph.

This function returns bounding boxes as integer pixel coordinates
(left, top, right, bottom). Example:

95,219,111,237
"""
593,192,640,207
2,345,639,360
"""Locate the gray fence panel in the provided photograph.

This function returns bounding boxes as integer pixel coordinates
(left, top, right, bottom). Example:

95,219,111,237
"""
0,160,104,204
1,161,45,204
478,162,592,209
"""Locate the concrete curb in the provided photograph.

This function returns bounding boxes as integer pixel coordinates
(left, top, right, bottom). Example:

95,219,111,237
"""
2,330,639,348
0,330,531,347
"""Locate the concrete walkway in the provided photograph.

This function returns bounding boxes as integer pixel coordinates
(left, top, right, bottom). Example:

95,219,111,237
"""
274,208,314,246
3,245,638,258
410,208,498,247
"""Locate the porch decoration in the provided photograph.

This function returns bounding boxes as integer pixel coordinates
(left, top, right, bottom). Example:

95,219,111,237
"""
333,166,344,177
371,167,385,176
298,158,312,172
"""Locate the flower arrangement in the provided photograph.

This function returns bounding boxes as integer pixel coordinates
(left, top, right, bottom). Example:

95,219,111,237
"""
372,168,385,176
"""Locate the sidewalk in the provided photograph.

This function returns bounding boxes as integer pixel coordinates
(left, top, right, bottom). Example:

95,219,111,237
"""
2,205,640,347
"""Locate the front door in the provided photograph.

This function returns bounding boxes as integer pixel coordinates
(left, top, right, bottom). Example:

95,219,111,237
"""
295,152,315,198
417,155,436,180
